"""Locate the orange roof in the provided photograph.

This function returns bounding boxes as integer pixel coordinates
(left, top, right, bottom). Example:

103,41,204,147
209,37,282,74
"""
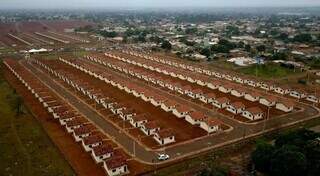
176,105,193,113
203,118,222,127
206,93,216,99
157,129,175,138
231,102,245,109
143,121,160,130
279,100,295,107
189,111,207,121
105,156,127,170
216,97,230,104
246,107,264,115
163,100,178,107
262,95,278,102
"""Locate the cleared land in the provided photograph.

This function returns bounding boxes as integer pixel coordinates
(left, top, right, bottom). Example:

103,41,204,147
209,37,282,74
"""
0,62,74,176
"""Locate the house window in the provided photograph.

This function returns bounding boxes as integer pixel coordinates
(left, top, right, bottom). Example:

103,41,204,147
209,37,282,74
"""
112,169,116,173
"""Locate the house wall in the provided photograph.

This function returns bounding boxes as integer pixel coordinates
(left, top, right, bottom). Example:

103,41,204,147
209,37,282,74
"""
200,122,219,133
259,98,275,107
244,94,259,102
104,163,128,176
185,115,196,125
276,103,293,112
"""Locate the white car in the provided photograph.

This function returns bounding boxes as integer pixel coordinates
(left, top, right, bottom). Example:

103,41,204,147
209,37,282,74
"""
157,154,170,161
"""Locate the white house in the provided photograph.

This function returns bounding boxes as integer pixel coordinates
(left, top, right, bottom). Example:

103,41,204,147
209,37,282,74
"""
161,100,178,112
289,90,307,99
218,84,234,93
242,107,264,121
245,79,259,87
207,80,222,90
150,95,167,107
140,121,160,136
274,86,291,95
259,96,277,107
306,95,319,103
81,135,103,152
231,88,247,97
103,156,129,176
91,143,114,163
200,118,221,133
59,112,79,125
119,108,136,120
192,89,204,99
226,102,246,114
153,129,175,145
199,93,216,104
129,114,148,128
185,111,206,125
141,91,154,102
260,82,275,91
172,105,193,118
276,100,294,112
244,92,261,102
212,97,230,109
65,118,87,133
72,125,95,142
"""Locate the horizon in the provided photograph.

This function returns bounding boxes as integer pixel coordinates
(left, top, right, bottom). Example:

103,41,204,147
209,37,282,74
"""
1,0,320,10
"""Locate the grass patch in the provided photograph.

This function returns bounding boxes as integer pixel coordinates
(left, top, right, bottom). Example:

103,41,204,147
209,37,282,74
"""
0,63,74,176
239,63,298,79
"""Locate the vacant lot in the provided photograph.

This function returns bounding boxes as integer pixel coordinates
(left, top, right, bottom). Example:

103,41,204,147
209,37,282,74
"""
0,63,74,176
239,63,302,79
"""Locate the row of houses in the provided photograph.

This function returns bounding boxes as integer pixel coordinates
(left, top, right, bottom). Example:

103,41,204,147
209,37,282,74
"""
4,60,129,176
34,58,179,146
59,57,225,139
120,50,319,104
87,55,295,119
81,56,224,133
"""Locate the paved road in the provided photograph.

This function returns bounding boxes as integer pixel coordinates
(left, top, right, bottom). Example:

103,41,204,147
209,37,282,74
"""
22,59,320,165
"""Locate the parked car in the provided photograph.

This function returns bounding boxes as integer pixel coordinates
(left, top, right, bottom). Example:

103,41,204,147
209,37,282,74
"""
157,153,170,161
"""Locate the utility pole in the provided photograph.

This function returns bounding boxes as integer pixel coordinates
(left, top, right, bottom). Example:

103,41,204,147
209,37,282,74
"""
133,140,136,157
263,106,270,132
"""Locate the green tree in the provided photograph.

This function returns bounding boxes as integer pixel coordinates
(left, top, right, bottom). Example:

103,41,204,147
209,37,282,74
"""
161,40,172,50
293,33,313,43
304,141,320,176
185,28,198,34
8,93,24,115
270,145,307,176
252,140,275,172
256,45,266,53
244,44,251,52
275,129,319,148
200,48,211,58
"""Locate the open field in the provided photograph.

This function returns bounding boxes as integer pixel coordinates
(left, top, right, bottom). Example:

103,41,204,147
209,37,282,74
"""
0,62,74,176
0,20,92,49
239,63,302,79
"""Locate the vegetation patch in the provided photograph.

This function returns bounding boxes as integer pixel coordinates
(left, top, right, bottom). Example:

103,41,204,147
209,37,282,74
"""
251,129,320,176
0,62,74,176
239,63,298,79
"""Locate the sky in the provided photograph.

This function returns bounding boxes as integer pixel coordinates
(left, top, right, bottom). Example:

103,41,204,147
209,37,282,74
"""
1,0,320,9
